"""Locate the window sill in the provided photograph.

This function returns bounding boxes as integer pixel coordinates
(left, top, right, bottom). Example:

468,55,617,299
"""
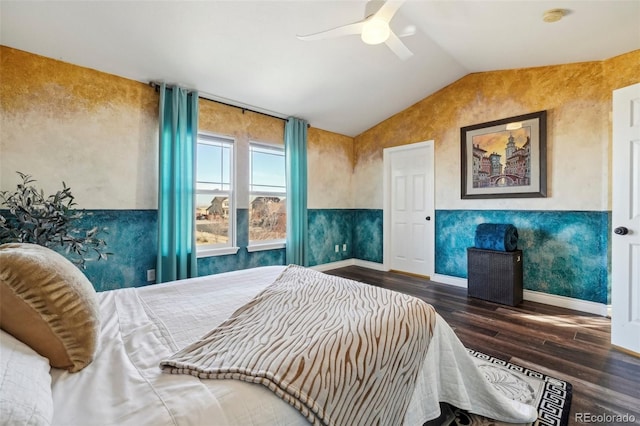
247,242,286,253
197,246,240,258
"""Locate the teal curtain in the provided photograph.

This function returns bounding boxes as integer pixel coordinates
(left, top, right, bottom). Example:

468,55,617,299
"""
157,83,198,282
284,117,308,266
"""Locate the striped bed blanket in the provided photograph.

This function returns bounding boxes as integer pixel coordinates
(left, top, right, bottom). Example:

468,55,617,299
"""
160,265,436,426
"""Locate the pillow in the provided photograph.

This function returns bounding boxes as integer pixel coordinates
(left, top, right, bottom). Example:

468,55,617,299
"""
0,329,54,425
0,243,100,372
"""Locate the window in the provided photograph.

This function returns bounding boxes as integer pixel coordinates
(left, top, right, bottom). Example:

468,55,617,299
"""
195,134,236,256
249,143,286,248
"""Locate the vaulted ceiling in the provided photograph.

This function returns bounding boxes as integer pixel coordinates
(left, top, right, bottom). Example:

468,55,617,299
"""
1,1,638,136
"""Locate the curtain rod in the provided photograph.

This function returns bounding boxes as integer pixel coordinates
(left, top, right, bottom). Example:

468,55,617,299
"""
149,82,305,126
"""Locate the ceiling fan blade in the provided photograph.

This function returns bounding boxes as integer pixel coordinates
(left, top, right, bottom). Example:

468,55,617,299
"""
385,31,413,60
297,21,365,41
375,0,406,22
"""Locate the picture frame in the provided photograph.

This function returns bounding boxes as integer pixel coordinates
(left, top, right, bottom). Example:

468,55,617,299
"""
460,110,547,199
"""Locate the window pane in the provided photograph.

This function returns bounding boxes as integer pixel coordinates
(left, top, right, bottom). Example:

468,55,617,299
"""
195,194,230,246
197,140,231,190
196,135,233,249
249,196,286,242
250,145,285,194
249,143,286,244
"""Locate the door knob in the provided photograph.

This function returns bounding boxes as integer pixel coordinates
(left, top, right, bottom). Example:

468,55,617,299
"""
425,216,431,221
614,226,629,235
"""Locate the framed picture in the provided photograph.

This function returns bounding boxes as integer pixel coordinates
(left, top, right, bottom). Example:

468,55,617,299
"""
460,110,547,199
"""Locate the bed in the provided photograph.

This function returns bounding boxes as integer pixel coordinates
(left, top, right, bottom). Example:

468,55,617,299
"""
0,243,537,426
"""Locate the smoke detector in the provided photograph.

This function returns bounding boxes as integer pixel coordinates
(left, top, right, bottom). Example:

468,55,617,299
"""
543,9,566,23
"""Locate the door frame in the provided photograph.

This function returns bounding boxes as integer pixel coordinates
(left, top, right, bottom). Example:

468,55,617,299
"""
611,82,640,355
383,140,435,275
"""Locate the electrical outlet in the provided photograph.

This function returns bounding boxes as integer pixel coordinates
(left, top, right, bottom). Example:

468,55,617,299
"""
335,244,339,253
147,269,156,282
343,243,347,252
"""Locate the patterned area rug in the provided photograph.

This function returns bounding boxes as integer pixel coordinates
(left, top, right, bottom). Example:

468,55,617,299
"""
425,349,572,426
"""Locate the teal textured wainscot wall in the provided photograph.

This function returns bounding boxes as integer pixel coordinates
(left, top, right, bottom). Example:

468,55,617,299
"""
76,210,157,291
435,210,610,304
353,209,383,264
307,209,383,267
72,208,383,290
78,209,285,291
33,208,608,304
307,209,354,266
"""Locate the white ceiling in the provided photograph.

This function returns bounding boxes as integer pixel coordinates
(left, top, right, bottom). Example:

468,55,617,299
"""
1,1,639,137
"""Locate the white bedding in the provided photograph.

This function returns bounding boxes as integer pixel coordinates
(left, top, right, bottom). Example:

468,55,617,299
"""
50,266,536,425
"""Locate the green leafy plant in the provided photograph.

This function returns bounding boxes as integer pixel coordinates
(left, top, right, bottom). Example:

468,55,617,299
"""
0,172,109,269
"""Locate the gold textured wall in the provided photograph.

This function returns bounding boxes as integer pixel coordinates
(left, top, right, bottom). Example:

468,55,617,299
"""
353,50,640,211
3,45,637,212
0,46,355,210
0,46,159,209
308,127,354,209
199,100,284,145
603,50,640,93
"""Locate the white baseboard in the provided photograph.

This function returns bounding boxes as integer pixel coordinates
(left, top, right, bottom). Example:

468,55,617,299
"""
353,259,387,271
311,259,355,272
523,289,609,317
430,273,608,316
313,264,608,316
432,273,468,288
311,259,387,272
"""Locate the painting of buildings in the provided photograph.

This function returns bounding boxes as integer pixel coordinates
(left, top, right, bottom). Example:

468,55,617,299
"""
471,129,531,189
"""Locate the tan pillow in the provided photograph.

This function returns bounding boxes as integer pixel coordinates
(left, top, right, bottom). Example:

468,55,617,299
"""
0,243,100,372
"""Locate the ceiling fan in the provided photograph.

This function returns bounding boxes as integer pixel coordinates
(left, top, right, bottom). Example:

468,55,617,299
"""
297,0,414,60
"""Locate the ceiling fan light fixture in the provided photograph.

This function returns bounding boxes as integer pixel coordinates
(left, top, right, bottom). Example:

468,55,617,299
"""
361,18,390,45
543,8,566,23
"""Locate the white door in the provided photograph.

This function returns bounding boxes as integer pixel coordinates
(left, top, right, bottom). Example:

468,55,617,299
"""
383,141,434,277
612,82,640,355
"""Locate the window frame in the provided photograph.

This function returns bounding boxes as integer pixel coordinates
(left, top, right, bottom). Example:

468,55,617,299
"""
247,141,286,252
195,132,239,258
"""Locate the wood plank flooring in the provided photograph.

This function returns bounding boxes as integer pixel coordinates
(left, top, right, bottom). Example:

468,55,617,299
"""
325,266,640,426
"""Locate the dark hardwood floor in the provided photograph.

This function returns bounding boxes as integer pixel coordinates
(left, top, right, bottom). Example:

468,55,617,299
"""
325,266,640,426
